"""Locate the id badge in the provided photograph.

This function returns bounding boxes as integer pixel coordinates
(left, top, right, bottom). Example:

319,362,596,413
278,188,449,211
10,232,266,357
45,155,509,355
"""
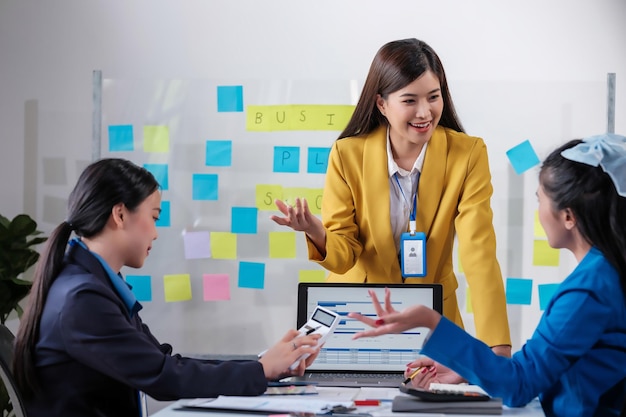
400,232,426,277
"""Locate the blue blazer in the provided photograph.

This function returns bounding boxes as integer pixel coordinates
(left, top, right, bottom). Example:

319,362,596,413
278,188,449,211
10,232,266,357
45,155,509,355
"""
28,243,267,417
421,248,626,417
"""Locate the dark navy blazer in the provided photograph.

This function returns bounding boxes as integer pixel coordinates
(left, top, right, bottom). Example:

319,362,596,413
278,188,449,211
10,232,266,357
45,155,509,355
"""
27,243,267,417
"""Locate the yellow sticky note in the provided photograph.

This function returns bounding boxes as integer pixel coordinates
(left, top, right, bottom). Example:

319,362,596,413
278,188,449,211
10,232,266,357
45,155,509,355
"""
299,270,327,283
291,105,355,131
533,239,560,266
534,210,547,238
282,187,309,207
163,274,192,302
465,286,473,314
256,184,284,211
269,231,296,258
210,232,237,259
304,188,324,215
246,105,355,131
143,125,170,152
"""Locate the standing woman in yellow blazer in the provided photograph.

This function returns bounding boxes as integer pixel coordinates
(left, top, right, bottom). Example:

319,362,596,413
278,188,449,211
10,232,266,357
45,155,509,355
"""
272,38,511,382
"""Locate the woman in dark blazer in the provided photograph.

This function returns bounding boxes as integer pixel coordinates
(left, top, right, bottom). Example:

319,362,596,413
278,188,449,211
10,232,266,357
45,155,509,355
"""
13,158,320,417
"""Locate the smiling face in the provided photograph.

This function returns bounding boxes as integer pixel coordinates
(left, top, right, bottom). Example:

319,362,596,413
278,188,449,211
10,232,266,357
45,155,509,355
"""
376,70,443,151
121,190,161,269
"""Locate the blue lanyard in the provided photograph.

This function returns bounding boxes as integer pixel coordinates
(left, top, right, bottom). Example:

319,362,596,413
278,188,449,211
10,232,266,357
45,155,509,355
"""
393,171,420,233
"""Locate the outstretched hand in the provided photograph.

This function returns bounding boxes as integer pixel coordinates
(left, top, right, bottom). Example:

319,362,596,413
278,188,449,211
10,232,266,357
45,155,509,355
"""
347,288,442,339
270,198,321,233
270,198,327,254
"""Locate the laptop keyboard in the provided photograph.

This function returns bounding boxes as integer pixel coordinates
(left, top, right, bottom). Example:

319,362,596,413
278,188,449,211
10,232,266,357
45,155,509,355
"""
313,372,402,380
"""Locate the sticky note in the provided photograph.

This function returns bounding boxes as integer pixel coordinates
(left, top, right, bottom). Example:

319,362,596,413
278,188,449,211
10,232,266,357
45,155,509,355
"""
273,146,300,173
206,140,232,167
143,126,170,153
246,105,355,131
144,163,169,190
534,210,547,238
183,231,211,259
156,201,171,227
210,232,237,259
217,85,244,112
269,232,297,258
506,140,540,174
533,240,560,266
538,283,560,310
108,124,134,152
192,173,219,200
304,188,323,215
256,184,283,211
203,274,231,301
163,274,192,302
505,278,533,305
282,187,309,207
307,147,331,174
299,270,326,283
231,207,258,234
126,275,152,302
238,261,265,289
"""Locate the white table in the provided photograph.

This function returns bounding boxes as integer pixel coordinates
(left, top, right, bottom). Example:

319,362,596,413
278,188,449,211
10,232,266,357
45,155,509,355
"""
150,387,546,417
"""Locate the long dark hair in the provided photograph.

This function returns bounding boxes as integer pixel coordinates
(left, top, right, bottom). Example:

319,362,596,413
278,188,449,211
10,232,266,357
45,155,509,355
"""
339,38,464,139
539,139,626,299
12,158,159,398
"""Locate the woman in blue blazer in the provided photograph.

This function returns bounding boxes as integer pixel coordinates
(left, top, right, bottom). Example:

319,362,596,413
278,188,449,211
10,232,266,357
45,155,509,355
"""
349,135,626,417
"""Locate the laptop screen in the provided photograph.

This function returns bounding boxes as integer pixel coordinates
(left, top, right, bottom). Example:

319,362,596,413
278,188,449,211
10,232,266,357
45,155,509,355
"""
297,283,443,372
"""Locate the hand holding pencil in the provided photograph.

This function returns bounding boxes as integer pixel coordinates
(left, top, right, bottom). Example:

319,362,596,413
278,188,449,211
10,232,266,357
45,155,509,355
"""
403,359,466,389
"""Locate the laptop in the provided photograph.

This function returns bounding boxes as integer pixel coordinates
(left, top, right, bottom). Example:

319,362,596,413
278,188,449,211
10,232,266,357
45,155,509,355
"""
292,282,443,388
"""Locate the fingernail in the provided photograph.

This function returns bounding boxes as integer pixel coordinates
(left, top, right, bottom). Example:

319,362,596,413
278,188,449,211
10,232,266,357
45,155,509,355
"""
375,319,385,325
422,367,428,374
429,366,436,372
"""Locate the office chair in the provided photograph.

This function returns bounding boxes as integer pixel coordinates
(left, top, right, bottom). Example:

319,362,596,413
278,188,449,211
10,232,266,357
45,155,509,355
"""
0,324,28,417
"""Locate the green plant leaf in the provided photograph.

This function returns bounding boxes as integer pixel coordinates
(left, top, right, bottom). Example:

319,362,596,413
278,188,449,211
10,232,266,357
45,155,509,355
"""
0,213,46,325
9,214,37,237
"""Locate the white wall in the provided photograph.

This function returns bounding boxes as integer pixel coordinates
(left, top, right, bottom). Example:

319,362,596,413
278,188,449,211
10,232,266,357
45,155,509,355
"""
1,0,625,349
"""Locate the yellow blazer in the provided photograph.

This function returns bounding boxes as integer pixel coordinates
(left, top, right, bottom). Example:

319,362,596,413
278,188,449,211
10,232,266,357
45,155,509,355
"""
307,126,511,347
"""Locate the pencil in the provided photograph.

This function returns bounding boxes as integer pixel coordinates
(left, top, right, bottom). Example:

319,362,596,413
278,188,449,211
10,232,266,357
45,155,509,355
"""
402,366,424,385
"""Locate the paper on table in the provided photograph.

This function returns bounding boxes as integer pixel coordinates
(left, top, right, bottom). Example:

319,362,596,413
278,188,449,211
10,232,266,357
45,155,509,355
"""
184,396,354,414
429,383,489,396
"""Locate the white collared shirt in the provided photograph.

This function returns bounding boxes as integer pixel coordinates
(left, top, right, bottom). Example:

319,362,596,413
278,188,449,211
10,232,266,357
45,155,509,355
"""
387,129,428,254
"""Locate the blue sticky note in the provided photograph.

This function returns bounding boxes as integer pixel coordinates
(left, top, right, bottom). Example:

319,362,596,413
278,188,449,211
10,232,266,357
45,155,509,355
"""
108,125,134,152
506,140,540,174
192,174,218,200
231,206,258,234
238,261,265,289
156,201,171,227
217,85,244,112
206,140,232,167
273,146,300,173
538,283,560,311
126,275,152,302
505,278,533,305
144,163,169,190
307,147,331,174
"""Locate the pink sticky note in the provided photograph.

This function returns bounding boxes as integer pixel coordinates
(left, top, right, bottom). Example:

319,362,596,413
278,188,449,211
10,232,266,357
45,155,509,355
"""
203,274,230,301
